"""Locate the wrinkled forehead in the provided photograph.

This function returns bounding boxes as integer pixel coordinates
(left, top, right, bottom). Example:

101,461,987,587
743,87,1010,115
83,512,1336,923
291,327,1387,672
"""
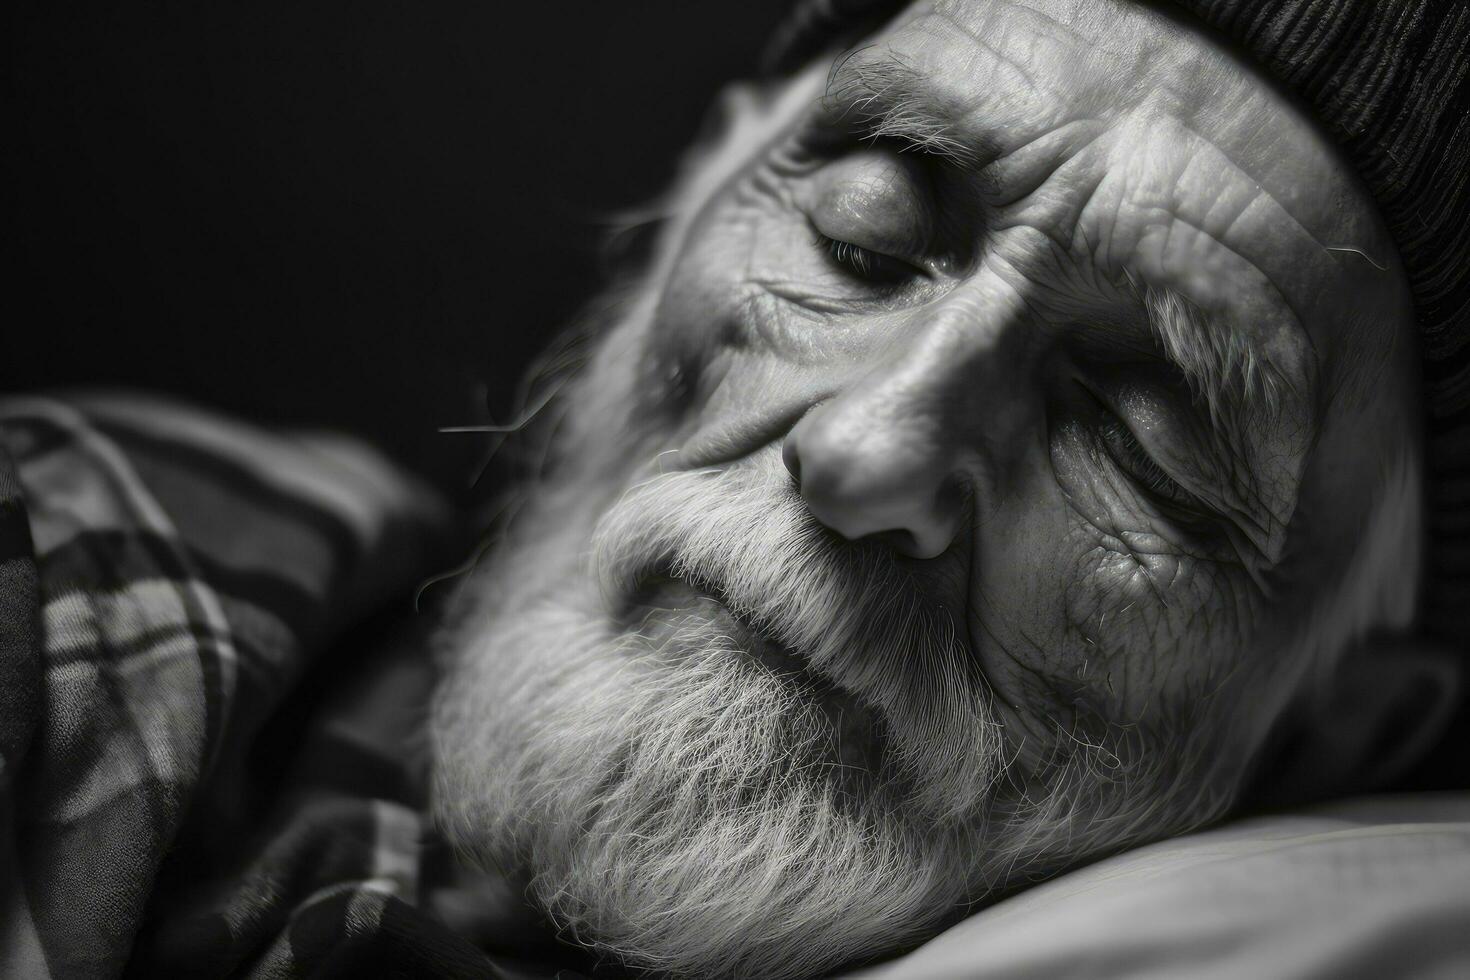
827,0,1408,382
850,0,1345,196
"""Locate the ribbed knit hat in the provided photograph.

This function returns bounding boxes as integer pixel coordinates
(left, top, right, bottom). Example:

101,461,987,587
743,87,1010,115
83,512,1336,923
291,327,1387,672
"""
764,0,1470,643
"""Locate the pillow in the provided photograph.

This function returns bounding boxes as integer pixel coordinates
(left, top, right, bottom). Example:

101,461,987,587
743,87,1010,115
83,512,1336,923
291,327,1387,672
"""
844,795,1470,979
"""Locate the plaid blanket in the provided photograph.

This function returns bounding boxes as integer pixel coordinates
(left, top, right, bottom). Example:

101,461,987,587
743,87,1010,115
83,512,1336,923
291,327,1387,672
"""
0,394,593,980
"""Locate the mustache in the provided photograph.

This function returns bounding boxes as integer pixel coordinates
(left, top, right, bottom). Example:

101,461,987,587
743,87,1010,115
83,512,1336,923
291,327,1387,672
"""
589,447,1002,820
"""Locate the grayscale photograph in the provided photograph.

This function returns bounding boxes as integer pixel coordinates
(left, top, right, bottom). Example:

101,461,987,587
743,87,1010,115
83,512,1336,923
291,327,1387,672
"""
4,0,1469,977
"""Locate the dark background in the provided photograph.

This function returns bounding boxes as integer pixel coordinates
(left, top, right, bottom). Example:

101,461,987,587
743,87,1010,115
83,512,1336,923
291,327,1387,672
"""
5,1,792,500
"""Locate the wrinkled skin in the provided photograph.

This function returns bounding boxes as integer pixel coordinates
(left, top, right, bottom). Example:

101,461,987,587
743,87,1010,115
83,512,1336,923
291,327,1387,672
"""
434,1,1422,976
654,0,1418,751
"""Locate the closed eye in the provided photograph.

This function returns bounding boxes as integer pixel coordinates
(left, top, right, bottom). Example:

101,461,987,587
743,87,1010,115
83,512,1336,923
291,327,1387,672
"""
813,232,919,286
1097,415,1196,508
1076,383,1211,524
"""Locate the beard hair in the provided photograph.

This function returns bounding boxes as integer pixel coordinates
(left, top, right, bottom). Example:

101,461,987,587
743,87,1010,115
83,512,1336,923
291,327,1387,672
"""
431,450,1011,978
435,597,980,979
589,450,1005,819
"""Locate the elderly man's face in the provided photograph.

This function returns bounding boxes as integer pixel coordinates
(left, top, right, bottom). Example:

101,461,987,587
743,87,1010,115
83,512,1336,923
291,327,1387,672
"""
434,1,1421,976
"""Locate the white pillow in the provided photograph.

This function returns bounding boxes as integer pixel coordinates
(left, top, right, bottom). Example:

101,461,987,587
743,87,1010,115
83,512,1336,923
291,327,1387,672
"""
843,795,1470,979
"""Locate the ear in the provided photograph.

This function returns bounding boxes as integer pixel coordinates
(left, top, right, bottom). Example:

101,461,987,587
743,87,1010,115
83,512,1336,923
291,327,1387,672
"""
1248,633,1463,808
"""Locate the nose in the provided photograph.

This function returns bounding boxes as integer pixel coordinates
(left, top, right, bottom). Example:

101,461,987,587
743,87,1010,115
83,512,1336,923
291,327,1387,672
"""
782,399,965,558
781,276,1033,559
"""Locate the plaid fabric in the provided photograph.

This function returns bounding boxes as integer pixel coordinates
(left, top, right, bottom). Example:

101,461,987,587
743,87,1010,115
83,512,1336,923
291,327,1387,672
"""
0,394,590,980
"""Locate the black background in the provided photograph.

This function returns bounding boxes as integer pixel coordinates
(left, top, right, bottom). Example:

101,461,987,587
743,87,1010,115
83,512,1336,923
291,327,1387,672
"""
6,1,792,498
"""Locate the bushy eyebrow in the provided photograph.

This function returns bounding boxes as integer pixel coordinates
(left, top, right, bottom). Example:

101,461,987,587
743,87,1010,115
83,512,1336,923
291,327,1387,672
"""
822,50,976,165
1130,276,1296,432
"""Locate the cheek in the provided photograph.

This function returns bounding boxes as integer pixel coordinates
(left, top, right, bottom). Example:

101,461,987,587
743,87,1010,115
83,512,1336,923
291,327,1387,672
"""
1060,525,1260,726
649,201,768,422
640,189,871,462
652,160,887,376
655,177,810,352
969,421,1258,726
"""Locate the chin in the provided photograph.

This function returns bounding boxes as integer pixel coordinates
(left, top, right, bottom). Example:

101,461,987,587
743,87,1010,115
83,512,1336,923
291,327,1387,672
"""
433,575,985,978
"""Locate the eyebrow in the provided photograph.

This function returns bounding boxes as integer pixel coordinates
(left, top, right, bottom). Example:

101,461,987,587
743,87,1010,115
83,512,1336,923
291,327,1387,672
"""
823,50,977,166
1132,278,1298,432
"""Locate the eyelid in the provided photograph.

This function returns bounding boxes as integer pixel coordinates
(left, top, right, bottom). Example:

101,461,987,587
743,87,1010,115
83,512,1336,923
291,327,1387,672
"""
1099,417,1193,504
1078,383,1202,512
813,231,922,284
808,147,935,260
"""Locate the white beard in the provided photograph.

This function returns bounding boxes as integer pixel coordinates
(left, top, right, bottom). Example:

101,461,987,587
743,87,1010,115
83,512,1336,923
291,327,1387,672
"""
432,451,1009,978
435,603,980,978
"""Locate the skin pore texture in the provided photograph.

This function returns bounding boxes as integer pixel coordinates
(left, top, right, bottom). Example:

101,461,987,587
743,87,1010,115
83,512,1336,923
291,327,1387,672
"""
433,1,1425,977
